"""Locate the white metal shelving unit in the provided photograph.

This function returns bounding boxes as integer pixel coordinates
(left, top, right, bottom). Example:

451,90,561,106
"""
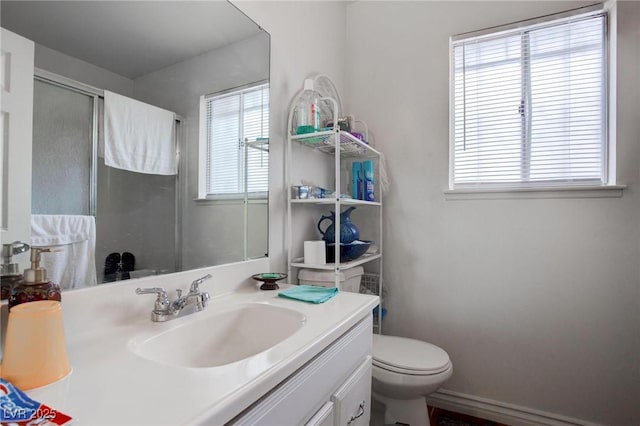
286,95,384,332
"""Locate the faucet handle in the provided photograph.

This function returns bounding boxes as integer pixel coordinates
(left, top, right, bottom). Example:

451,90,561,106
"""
193,291,211,312
190,274,212,292
136,287,170,311
200,292,211,308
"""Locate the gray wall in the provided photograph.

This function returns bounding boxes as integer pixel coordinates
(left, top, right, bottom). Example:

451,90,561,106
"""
35,44,133,95
344,1,639,425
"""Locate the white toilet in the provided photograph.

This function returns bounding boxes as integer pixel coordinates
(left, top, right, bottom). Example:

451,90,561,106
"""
371,334,453,426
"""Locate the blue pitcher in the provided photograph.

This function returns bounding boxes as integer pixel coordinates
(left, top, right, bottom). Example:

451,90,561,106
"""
317,207,360,244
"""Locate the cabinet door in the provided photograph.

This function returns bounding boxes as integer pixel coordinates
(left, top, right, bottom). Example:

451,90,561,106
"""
305,401,335,426
331,356,372,426
227,318,372,426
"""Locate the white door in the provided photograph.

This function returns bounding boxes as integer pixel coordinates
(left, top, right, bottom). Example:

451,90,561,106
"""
0,27,34,269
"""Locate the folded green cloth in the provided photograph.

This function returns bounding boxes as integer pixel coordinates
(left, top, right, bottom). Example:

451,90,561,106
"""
278,285,338,304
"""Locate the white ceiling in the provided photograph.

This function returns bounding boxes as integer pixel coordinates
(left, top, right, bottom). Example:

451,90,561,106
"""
1,1,266,79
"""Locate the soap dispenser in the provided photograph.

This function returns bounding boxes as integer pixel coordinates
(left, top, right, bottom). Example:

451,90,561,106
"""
1,241,30,300
9,247,62,309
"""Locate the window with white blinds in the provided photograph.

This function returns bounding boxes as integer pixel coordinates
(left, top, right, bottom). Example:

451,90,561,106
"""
204,83,269,197
451,9,607,189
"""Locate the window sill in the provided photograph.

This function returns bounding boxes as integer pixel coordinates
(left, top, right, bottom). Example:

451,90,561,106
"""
194,197,268,205
444,185,626,200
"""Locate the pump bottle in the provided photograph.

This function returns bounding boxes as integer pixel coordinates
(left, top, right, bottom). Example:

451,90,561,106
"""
1,242,30,300
9,247,62,309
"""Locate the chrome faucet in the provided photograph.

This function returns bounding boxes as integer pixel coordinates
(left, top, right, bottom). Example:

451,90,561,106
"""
136,274,212,322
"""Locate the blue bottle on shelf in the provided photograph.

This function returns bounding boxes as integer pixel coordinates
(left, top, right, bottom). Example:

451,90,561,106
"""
363,160,375,201
352,162,363,200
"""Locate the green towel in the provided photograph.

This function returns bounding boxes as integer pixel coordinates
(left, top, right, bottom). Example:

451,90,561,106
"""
278,285,338,304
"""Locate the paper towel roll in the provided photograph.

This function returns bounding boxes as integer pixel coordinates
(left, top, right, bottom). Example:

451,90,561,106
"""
304,240,326,265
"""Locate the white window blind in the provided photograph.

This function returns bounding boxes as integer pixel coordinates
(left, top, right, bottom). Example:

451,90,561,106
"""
451,10,607,189
206,83,269,197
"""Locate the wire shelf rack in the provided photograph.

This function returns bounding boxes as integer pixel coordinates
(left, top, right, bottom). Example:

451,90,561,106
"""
291,130,380,158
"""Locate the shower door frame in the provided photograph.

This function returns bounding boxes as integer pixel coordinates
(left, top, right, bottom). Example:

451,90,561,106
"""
32,68,183,274
35,68,99,217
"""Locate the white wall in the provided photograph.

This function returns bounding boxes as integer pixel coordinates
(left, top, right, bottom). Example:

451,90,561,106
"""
344,1,640,425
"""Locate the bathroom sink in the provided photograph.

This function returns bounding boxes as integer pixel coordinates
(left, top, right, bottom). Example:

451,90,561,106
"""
130,303,306,368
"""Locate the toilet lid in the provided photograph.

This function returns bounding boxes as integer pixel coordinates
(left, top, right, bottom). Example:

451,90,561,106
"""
372,334,451,374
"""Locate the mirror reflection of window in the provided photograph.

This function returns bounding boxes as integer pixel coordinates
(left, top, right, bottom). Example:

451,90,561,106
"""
202,83,269,199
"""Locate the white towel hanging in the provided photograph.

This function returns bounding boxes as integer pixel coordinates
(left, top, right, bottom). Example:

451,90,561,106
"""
31,215,97,290
104,90,177,175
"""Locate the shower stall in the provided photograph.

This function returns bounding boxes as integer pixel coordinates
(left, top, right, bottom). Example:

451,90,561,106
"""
32,70,181,283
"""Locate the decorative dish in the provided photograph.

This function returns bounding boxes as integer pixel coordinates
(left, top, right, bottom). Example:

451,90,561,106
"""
251,273,288,290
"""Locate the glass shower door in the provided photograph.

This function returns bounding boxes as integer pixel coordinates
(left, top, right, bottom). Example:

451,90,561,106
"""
32,79,96,215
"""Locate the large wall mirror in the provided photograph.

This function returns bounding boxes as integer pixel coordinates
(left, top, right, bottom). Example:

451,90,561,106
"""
1,1,270,291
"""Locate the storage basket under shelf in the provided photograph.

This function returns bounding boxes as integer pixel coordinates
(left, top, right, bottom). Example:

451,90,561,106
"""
360,272,381,296
360,273,385,328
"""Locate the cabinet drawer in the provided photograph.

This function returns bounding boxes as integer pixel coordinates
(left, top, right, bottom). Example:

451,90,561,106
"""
305,402,335,426
331,356,372,426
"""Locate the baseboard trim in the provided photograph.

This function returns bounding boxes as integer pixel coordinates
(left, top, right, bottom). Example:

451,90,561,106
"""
426,389,604,426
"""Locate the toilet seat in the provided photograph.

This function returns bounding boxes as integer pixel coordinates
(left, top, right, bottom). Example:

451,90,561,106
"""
373,334,451,375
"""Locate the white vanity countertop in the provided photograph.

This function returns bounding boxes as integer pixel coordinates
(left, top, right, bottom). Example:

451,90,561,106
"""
30,284,378,425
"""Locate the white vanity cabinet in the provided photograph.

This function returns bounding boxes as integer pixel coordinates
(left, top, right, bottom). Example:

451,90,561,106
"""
330,357,372,426
229,316,373,426
48,269,379,425
305,402,334,426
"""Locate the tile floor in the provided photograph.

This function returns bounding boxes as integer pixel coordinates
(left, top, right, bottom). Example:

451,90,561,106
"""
370,400,510,426
428,406,510,426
